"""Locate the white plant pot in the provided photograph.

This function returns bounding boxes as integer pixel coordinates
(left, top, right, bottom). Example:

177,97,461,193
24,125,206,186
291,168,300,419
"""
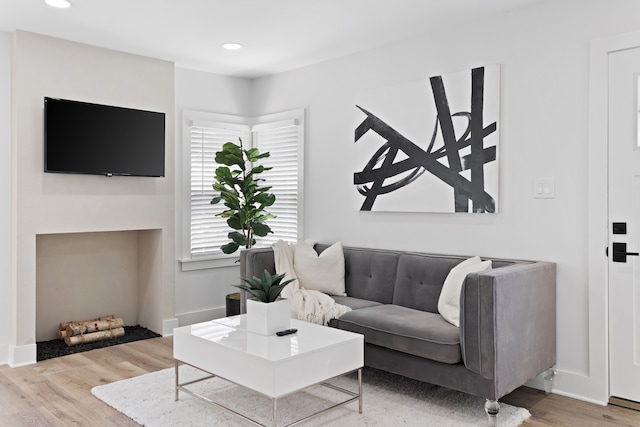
246,298,291,336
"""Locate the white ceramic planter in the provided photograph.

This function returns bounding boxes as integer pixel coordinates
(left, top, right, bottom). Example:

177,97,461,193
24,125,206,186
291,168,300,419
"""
246,298,291,336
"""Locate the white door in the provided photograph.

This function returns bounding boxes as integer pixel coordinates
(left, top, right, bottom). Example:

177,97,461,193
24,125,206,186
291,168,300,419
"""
609,46,640,403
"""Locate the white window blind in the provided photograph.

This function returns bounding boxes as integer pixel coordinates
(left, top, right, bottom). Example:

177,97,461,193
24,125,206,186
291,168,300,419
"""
190,124,249,256
253,121,300,247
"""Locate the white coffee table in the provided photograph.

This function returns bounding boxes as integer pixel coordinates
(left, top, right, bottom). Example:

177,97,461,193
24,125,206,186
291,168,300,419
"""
173,315,364,427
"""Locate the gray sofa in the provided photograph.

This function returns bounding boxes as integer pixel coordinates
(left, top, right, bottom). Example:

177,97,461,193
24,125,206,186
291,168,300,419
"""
240,244,556,425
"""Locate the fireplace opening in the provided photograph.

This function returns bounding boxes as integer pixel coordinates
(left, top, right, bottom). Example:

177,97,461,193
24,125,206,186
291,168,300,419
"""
35,229,166,358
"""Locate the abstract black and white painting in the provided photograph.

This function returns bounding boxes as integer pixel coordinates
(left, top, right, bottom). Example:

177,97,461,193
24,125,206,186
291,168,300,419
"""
353,65,500,213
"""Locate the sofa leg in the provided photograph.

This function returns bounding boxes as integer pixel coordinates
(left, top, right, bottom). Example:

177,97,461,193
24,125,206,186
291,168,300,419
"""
485,399,500,427
543,368,555,394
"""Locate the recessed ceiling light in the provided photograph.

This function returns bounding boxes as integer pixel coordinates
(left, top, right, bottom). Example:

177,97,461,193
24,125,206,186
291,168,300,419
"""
222,43,243,51
45,0,71,8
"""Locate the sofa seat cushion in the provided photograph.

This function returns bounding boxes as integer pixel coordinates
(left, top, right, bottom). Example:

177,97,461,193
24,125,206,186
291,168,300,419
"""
331,295,383,311
327,296,383,328
337,304,462,364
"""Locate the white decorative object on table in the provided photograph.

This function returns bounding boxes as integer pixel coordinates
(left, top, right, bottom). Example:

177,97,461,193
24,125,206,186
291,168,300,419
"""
234,269,295,335
246,297,291,336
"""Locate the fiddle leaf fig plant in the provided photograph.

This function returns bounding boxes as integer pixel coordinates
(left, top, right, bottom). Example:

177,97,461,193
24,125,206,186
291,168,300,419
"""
234,270,295,303
210,138,276,254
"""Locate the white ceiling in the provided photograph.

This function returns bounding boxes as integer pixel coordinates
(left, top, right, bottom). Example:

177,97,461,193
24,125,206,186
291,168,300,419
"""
0,0,546,79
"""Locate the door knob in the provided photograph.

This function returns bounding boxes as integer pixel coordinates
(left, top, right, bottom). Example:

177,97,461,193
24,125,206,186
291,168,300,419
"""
612,242,640,262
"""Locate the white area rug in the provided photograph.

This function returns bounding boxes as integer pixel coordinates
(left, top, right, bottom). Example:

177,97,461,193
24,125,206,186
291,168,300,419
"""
92,365,530,426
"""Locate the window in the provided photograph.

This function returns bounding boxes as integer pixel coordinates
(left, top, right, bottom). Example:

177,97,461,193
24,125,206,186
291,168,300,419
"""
253,119,302,248
189,122,250,257
182,110,304,267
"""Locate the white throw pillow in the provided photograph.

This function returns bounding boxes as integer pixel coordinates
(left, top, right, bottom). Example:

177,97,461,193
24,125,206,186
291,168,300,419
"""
438,257,492,327
294,241,347,296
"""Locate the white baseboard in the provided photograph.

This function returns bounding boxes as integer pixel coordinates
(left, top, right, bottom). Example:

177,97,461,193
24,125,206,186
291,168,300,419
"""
523,368,608,406
0,343,8,365
162,318,179,337
552,368,607,405
552,387,607,406
9,343,36,367
176,307,227,327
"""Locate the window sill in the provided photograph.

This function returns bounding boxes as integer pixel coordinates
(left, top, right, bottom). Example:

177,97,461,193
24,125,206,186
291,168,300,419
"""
179,255,240,272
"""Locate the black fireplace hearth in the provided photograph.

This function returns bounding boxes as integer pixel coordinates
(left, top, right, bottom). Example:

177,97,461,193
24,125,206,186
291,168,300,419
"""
36,325,161,361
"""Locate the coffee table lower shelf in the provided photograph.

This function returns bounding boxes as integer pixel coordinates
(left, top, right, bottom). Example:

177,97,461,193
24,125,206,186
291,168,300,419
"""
174,360,363,427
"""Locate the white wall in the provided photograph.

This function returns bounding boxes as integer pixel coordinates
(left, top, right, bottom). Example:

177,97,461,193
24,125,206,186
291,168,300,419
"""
174,67,252,325
250,0,640,403
0,31,11,364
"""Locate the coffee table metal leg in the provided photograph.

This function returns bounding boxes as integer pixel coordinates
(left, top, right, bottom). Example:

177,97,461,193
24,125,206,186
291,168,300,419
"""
358,368,363,414
175,360,179,401
272,398,277,427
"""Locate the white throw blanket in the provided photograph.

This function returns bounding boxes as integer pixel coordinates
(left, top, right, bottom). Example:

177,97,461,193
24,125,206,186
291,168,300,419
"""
273,240,351,325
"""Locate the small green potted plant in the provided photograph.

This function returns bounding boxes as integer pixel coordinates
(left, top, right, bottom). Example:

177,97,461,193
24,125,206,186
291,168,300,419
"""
235,270,295,335
235,270,295,303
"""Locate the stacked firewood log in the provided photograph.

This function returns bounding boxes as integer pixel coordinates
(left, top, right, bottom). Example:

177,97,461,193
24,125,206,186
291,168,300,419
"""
58,315,125,346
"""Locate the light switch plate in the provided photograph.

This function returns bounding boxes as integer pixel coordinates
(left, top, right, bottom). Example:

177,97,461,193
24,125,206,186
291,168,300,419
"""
533,179,555,199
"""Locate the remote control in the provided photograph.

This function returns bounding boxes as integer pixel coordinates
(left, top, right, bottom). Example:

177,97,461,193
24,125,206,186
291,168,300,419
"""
276,328,298,336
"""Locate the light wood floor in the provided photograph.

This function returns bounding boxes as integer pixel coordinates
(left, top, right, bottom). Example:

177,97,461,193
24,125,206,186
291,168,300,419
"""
0,337,638,426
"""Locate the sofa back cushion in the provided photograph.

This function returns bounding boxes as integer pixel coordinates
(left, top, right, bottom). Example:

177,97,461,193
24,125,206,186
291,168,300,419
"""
317,244,398,304
314,244,521,313
393,254,467,313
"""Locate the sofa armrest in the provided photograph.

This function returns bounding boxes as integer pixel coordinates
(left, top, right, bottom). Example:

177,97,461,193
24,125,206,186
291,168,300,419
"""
460,261,556,394
239,247,277,313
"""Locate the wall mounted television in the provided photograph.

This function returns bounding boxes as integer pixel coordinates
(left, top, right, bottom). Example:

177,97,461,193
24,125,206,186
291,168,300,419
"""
44,97,166,177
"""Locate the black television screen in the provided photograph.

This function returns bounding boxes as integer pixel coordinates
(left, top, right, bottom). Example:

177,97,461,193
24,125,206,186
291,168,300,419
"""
44,97,165,177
